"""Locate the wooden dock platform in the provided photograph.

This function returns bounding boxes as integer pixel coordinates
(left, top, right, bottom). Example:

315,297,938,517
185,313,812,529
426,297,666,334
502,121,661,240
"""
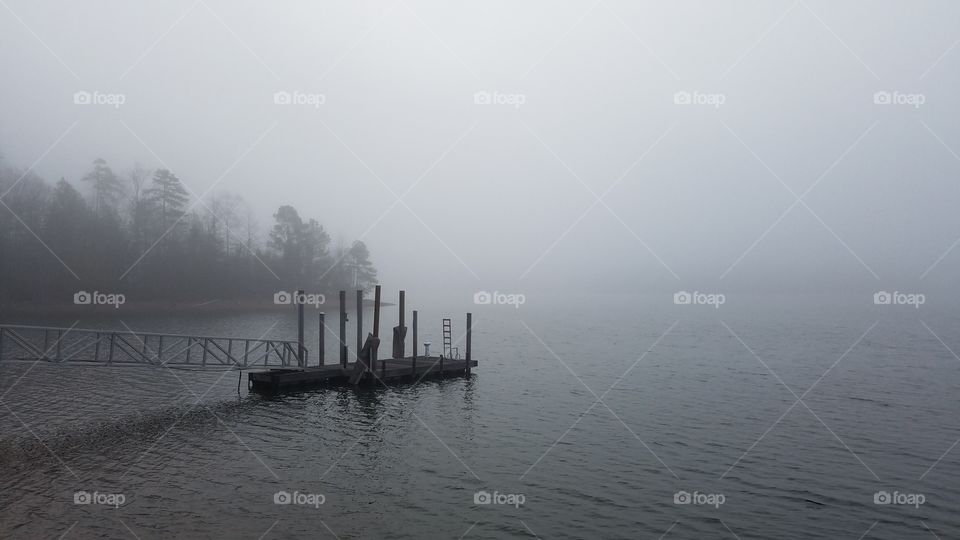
248,356,477,392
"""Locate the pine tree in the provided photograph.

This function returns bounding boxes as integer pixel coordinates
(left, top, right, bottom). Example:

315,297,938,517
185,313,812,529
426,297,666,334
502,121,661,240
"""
81,158,123,213
144,169,190,231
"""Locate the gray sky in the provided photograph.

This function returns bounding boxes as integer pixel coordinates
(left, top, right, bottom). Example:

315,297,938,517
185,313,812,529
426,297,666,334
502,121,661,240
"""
2,1,960,299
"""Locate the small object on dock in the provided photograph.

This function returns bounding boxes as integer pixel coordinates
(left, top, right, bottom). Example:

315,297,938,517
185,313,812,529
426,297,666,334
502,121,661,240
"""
349,333,380,385
392,290,406,359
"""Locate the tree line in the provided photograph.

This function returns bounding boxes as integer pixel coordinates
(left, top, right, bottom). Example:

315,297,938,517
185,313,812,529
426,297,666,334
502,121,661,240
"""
0,155,376,305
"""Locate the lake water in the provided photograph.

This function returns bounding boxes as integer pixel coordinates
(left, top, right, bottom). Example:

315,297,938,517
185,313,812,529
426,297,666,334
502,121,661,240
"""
1,294,958,539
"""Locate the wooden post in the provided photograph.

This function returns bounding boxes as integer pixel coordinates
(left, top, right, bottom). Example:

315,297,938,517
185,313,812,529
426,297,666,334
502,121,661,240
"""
373,285,381,337
356,290,363,362
318,313,325,366
108,334,115,364
339,291,347,368
397,290,405,358
371,285,381,373
57,329,63,361
412,310,418,378
297,289,305,367
466,312,472,375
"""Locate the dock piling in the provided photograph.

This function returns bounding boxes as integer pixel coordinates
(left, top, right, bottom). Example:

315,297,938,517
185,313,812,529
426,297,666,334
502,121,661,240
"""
297,289,305,367
466,312,472,375
371,285,381,373
395,290,405,358
318,313,325,366
356,290,363,362
339,291,347,368
412,310,418,378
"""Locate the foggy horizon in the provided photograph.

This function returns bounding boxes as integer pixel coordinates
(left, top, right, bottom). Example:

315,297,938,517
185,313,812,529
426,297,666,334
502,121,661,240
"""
4,1,960,298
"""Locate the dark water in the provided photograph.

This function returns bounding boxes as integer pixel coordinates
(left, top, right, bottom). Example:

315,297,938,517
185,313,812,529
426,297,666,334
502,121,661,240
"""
1,294,959,539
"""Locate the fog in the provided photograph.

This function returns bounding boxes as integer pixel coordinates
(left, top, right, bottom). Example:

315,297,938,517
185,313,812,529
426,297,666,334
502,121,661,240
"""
2,0,960,301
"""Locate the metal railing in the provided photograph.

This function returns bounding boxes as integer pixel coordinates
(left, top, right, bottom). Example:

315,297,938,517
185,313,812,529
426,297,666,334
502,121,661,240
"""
0,324,306,370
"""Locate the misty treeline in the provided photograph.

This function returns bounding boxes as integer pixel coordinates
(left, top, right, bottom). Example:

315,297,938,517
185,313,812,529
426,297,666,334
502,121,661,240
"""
0,155,376,305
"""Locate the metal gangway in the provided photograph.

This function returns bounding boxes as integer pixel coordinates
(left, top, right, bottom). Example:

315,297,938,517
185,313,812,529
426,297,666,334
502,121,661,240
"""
0,324,306,370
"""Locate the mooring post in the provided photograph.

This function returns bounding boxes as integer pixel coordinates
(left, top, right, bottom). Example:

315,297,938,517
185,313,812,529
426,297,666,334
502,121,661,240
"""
372,284,381,373
356,289,363,362
397,290,405,359
412,310,418,378
318,313,325,366
297,289,305,367
339,290,347,368
466,312,472,375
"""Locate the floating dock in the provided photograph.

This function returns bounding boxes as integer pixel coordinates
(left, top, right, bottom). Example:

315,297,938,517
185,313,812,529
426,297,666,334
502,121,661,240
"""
248,285,476,393
247,356,477,392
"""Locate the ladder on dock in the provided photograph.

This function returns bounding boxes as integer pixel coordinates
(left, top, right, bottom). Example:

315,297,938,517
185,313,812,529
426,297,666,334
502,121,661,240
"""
442,318,459,359
442,318,452,358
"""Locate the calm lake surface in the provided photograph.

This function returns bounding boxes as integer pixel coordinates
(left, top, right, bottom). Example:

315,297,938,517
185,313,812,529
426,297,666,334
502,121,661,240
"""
1,294,958,539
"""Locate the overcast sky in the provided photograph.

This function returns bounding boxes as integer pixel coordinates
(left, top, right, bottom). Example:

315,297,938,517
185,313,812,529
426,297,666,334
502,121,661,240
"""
2,1,960,300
